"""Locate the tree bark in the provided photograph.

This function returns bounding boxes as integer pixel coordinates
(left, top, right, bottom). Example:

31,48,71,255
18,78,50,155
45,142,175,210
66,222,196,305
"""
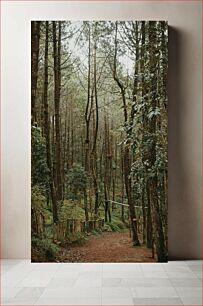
148,21,167,262
53,21,63,207
31,21,41,124
113,21,140,245
43,21,58,223
84,23,92,222
91,32,99,216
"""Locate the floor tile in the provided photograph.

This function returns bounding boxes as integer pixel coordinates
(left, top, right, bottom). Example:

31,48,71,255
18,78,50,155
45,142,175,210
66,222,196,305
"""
103,263,142,272
102,297,134,305
136,286,178,298
3,296,39,305
41,286,101,298
54,270,80,278
1,259,202,306
164,265,192,272
103,270,144,278
17,273,55,287
141,263,165,272
2,265,15,274
170,277,202,287
194,271,202,279
102,286,132,298
133,297,183,305
102,278,123,287
35,297,102,305
189,265,202,272
75,277,102,287
47,277,76,288
186,260,202,266
124,277,172,287
32,263,59,272
78,271,102,279
180,296,202,305
143,271,168,278
167,261,187,265
15,287,45,298
166,271,197,278
2,263,35,287
2,287,22,299
80,263,103,272
175,287,202,298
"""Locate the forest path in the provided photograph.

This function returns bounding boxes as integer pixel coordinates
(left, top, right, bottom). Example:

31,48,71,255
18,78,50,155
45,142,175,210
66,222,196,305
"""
57,230,155,262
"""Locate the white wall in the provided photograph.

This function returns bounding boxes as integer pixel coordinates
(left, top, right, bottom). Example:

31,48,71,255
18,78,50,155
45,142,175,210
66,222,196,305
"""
1,0,202,259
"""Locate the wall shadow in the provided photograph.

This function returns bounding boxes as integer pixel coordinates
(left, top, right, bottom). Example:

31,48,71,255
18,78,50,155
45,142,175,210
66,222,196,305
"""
168,26,202,259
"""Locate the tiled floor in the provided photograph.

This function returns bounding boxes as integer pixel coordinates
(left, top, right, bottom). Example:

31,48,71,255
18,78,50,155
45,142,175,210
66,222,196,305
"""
1,260,202,305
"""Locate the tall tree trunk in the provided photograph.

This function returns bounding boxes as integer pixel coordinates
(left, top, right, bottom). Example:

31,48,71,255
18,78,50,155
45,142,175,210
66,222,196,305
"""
53,21,63,207
31,21,41,124
140,21,147,244
104,115,112,223
146,182,153,248
148,21,167,262
43,21,58,223
120,144,125,223
84,23,92,222
113,22,140,245
92,34,99,216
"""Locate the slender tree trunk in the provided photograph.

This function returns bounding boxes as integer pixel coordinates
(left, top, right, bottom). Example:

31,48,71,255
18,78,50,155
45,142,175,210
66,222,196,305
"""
146,182,153,248
53,21,63,207
148,21,167,262
141,189,146,244
31,21,41,124
120,144,125,223
43,21,58,223
84,23,92,222
92,35,99,215
113,22,140,245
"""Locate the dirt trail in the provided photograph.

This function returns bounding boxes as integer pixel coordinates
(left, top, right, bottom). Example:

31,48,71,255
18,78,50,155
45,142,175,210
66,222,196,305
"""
57,230,155,262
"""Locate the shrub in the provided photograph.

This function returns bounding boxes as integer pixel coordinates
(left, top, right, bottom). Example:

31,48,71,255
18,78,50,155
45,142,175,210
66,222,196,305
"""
91,228,102,235
32,236,59,261
102,223,112,232
103,217,127,232
64,232,87,245
59,200,85,221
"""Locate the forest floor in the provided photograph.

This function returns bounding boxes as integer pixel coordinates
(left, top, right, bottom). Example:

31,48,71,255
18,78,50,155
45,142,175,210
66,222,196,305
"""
57,230,155,263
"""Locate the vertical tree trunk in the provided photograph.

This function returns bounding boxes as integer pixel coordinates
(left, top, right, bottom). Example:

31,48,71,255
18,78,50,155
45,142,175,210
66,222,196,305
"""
104,115,112,223
92,33,99,216
140,21,147,244
113,22,140,246
148,21,167,262
53,21,63,207
43,21,58,223
31,21,41,124
84,23,92,222
146,182,153,248
120,144,125,223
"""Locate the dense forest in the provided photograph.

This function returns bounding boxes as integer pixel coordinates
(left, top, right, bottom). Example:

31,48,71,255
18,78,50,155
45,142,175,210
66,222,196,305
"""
31,21,168,262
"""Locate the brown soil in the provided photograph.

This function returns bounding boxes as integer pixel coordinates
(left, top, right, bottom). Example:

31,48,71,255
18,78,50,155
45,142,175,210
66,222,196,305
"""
57,230,155,263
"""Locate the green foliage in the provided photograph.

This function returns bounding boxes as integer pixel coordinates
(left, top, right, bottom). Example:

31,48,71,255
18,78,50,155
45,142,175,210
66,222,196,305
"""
31,126,49,191
103,223,113,232
147,106,161,119
64,232,87,245
31,185,46,212
32,236,59,261
59,200,85,222
66,163,87,200
91,229,102,235
104,217,127,232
